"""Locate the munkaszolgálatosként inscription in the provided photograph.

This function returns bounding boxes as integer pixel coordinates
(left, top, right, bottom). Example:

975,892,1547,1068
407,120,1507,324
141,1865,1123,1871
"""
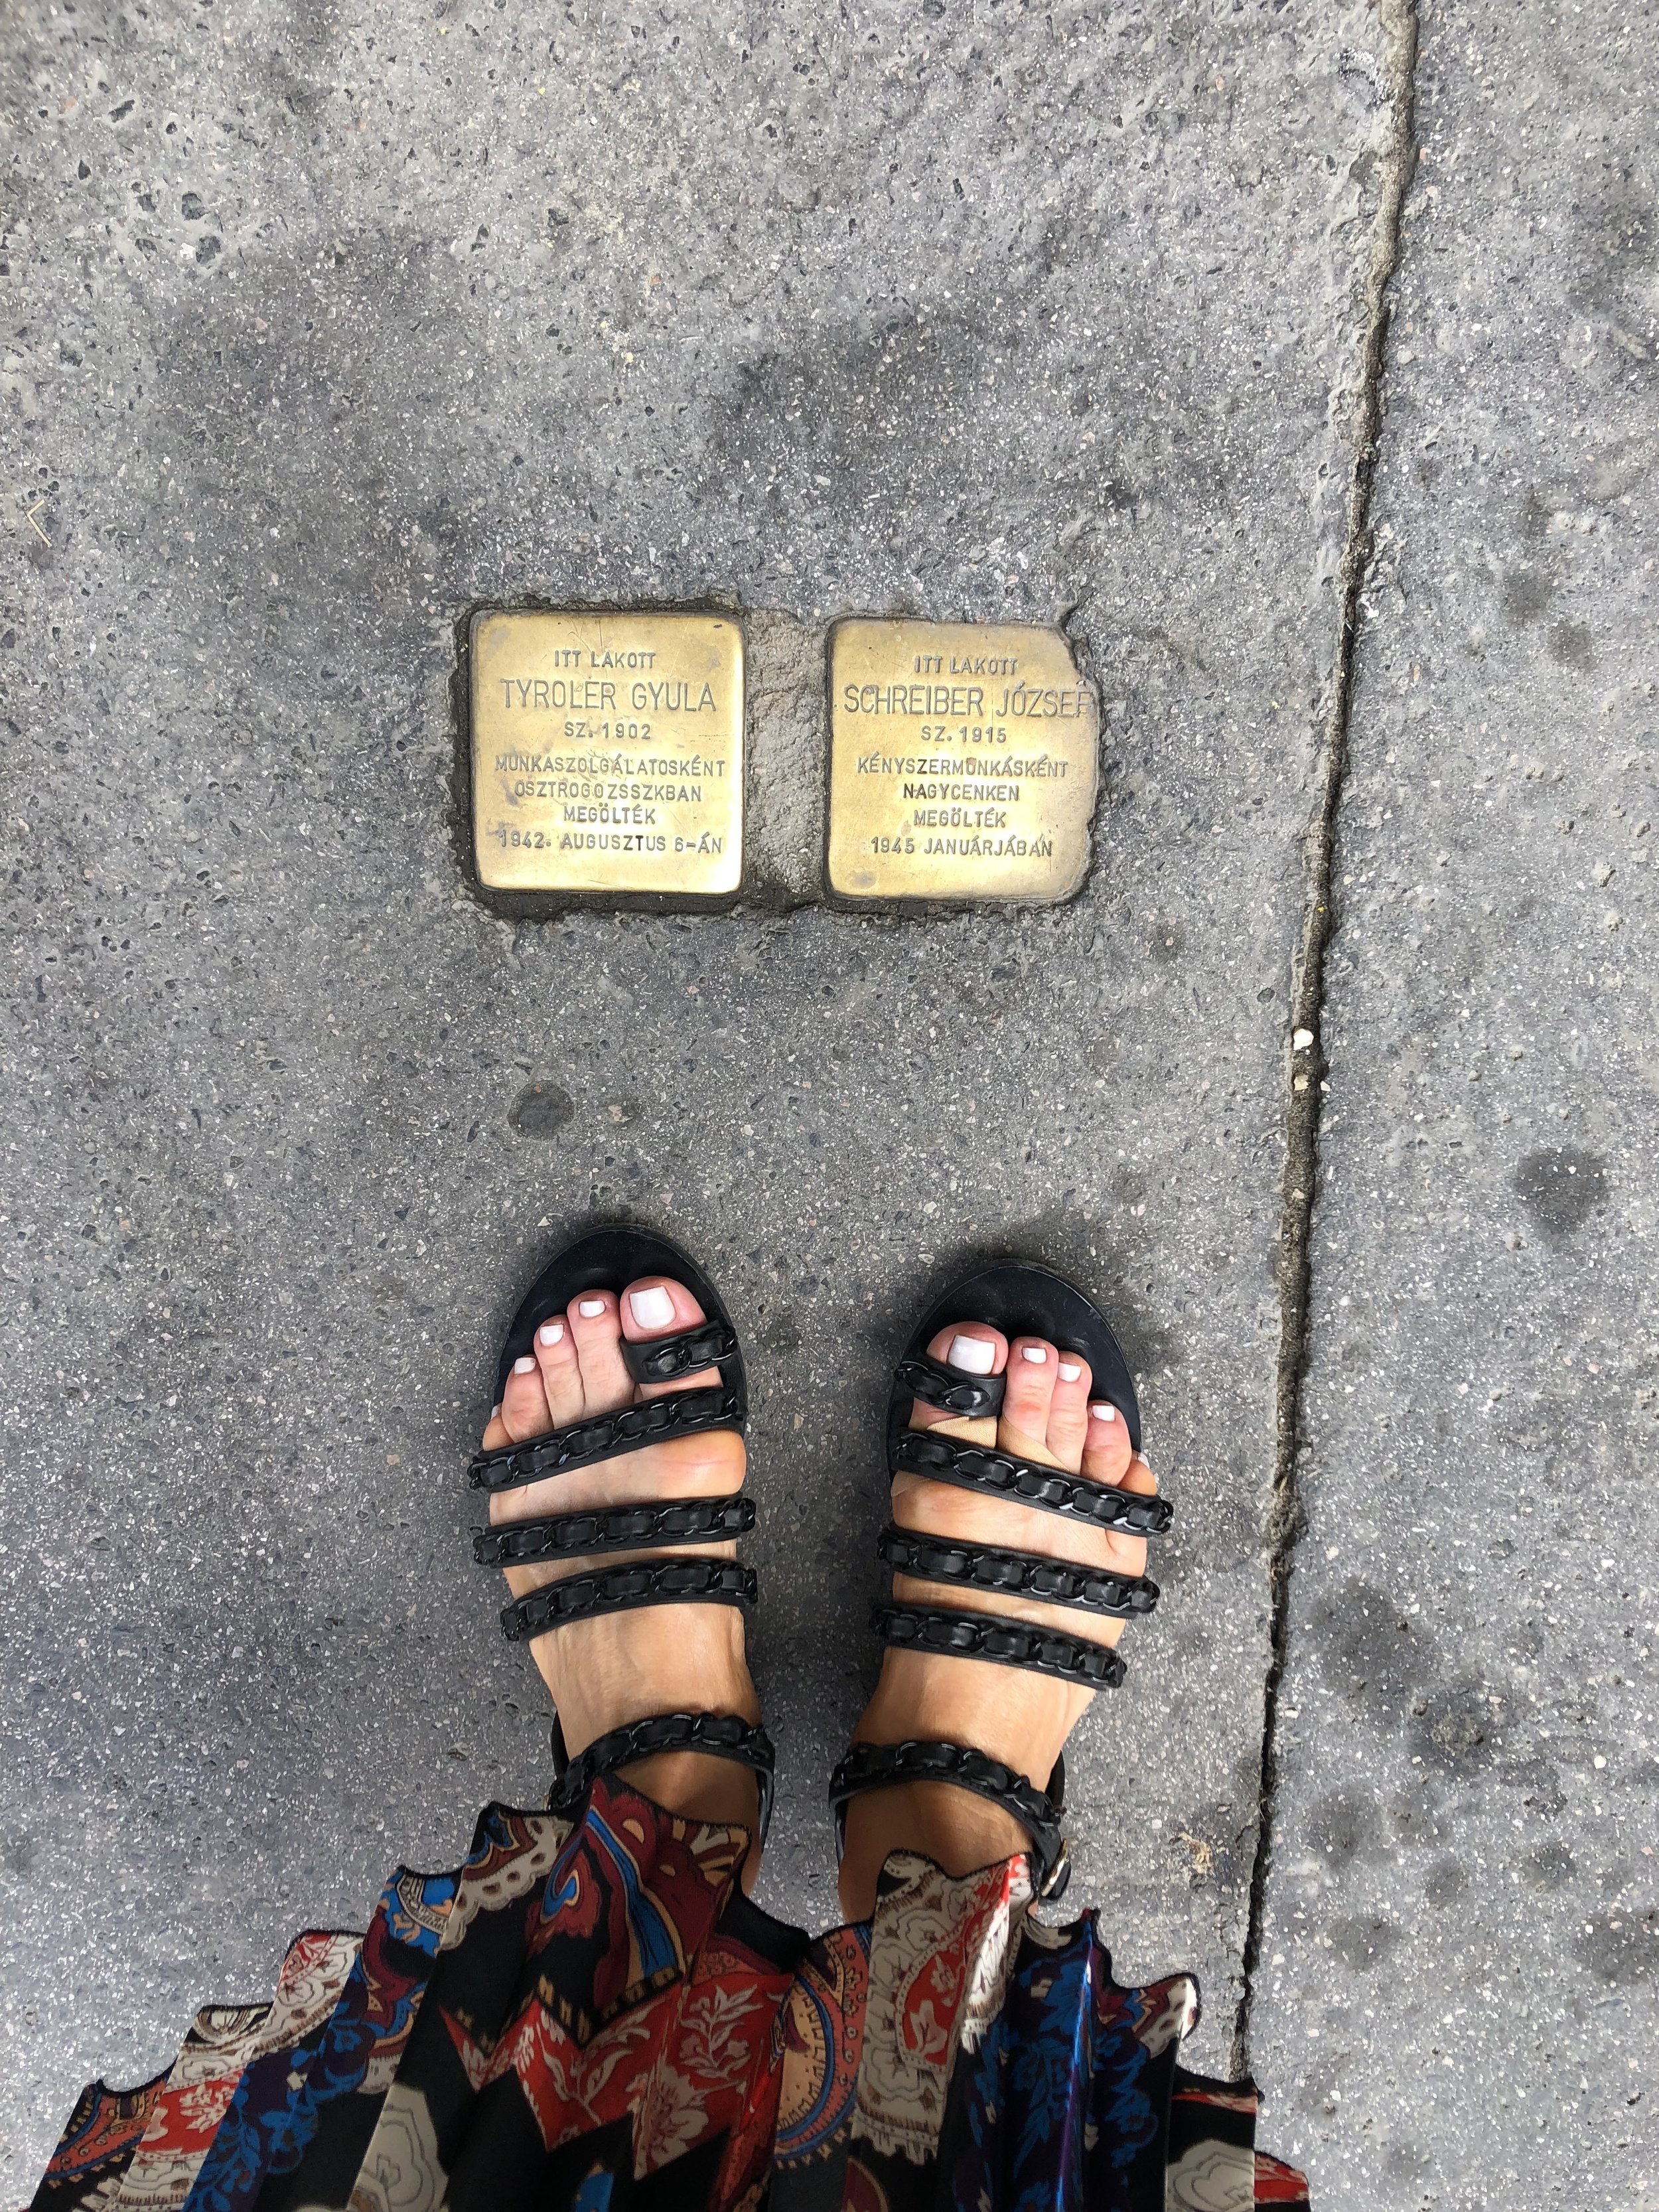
826,619,1098,903
472,610,743,897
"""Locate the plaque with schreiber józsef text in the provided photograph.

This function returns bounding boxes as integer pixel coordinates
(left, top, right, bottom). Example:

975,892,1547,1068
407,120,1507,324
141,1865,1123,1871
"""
826,620,1098,903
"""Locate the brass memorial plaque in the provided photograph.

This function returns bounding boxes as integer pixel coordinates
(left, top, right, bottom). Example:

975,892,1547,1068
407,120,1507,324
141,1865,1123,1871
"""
826,620,1098,904
471,610,743,898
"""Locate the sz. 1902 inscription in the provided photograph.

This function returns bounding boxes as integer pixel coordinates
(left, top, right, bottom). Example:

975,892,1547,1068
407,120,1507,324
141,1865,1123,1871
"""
471,610,743,898
826,620,1098,903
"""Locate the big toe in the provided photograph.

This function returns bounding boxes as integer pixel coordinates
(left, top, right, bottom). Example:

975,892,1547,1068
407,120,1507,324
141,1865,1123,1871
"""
620,1274,720,1394
911,1323,1009,1437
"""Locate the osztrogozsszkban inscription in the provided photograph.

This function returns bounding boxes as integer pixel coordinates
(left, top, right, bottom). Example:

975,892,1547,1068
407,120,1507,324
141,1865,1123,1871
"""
826,620,1098,903
471,610,743,897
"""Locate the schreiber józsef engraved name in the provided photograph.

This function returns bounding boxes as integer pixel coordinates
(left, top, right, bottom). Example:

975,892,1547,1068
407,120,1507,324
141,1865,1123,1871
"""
839,681,1090,720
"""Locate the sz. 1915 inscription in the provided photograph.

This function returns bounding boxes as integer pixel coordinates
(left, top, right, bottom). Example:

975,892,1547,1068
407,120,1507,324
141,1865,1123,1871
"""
471,610,743,898
826,619,1098,903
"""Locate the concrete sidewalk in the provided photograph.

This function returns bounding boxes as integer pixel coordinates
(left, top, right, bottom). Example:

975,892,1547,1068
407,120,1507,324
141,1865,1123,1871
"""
0,0,1651,2199
1252,2,1658,2199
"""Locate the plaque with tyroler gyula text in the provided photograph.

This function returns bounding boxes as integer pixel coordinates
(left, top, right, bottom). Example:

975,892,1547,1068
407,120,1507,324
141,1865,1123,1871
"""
826,620,1098,904
471,610,743,898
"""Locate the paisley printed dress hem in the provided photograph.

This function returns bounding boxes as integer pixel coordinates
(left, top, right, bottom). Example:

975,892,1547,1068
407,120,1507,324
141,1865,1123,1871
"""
31,1779,1309,2211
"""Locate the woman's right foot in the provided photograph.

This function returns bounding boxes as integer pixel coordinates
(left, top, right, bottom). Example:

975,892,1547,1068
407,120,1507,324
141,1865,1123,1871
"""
480,1271,764,1871
837,1319,1159,1915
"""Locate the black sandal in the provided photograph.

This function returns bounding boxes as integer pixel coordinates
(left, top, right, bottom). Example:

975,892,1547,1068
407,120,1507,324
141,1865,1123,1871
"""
828,1260,1173,1901
468,1226,775,1840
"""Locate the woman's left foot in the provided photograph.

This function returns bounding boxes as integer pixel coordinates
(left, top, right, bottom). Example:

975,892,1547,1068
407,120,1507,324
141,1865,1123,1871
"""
480,1271,764,1862
838,1318,1159,1913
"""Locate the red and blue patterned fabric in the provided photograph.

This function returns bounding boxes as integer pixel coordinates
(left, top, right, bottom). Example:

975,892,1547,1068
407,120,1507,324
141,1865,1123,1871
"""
30,1781,1308,2211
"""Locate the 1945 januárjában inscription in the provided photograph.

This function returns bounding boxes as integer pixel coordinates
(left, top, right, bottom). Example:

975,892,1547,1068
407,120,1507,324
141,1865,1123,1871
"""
471,610,743,898
826,619,1098,905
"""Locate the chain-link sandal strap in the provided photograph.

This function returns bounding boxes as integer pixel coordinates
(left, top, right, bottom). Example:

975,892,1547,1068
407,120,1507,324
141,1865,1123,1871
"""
621,1321,739,1385
502,1557,755,1644
878,1524,1159,1618
827,1737,1072,1901
468,1384,743,1495
549,1710,776,1843
893,1351,1006,1420
891,1426,1173,1537
871,1599,1127,1688
474,1497,755,1568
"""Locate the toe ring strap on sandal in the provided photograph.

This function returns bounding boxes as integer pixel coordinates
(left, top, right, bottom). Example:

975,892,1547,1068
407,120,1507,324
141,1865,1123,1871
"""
474,1497,755,1568
502,1558,756,1643
893,1353,1006,1421
622,1321,739,1386
549,1710,776,1844
891,1427,1173,1538
828,1738,1072,1901
469,1385,743,1493
871,1600,1127,1689
878,1526,1159,1618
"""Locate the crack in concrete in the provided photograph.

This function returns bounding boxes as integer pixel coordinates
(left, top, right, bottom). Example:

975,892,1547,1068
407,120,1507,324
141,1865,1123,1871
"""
1232,0,1421,2081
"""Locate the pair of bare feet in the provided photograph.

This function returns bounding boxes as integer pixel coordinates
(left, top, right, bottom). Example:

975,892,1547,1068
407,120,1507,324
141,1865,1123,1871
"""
480,1269,1159,1919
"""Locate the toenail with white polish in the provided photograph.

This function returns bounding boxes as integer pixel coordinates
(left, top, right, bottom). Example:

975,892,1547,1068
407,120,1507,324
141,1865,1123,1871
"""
1090,1401,1118,1422
578,1299,607,1318
629,1286,676,1330
512,1355,538,1375
948,1333,996,1374
1021,1345,1047,1364
1058,1361,1081,1381
490,1402,502,1421
538,1320,565,1347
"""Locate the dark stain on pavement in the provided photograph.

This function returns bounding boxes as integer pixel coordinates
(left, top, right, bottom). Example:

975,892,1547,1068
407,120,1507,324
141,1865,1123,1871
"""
1500,567,1553,623
1523,1840,1576,1891
510,1080,576,1139
1313,1578,1437,1714
1411,1677,1500,1775
1573,1913,1658,1986
1327,1915,1402,1970
1512,1147,1609,1239
1306,1788,1382,1869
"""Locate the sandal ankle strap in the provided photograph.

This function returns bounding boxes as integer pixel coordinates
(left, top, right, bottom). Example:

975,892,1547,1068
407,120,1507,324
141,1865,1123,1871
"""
549,1710,776,1843
827,1737,1072,1901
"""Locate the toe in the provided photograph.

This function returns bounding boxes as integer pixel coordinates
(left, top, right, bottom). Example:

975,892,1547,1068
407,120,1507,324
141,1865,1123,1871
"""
531,1311,583,1427
1079,1398,1135,1488
911,1323,1008,1435
1082,1413,1157,1580
501,1351,552,1441
1045,1351,1092,1474
620,1274,719,1396
567,1288,634,1416
999,1337,1061,1464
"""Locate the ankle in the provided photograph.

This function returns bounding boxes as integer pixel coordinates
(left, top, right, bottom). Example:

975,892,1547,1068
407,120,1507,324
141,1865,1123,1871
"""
538,1605,758,1755
853,1659,1084,1791
837,1780,1030,1919
617,1749,760,1832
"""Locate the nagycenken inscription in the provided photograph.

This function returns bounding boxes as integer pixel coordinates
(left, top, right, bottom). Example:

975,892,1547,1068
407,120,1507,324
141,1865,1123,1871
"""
826,620,1098,903
471,611,743,898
